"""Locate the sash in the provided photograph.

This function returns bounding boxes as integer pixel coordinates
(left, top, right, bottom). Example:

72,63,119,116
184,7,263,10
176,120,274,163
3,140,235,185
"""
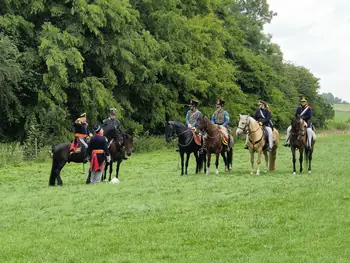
300,107,309,116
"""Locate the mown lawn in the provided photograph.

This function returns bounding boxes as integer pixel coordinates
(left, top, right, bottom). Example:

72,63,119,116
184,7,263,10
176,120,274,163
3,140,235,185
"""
0,135,349,262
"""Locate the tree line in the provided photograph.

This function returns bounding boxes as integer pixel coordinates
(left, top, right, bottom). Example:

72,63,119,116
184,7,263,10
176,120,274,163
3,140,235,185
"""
0,0,334,145
321,92,349,105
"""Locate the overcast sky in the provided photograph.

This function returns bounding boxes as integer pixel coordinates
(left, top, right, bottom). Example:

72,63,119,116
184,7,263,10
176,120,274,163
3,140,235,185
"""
264,0,350,102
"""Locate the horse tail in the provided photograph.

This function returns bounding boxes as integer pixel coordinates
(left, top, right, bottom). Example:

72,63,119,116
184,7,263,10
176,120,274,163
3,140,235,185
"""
49,157,58,186
198,151,205,172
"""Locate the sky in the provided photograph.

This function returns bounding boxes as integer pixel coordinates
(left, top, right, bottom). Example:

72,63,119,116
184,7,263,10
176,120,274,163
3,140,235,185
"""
264,0,350,102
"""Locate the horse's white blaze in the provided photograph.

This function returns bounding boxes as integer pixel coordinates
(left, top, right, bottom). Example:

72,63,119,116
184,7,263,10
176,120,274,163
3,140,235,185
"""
216,169,219,175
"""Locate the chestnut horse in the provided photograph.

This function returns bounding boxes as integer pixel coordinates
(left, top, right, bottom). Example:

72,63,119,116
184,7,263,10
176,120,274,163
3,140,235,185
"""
196,116,233,175
290,115,316,175
236,114,279,175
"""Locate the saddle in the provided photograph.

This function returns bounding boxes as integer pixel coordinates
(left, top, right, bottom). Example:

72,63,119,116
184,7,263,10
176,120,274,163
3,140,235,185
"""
217,125,233,147
191,129,202,146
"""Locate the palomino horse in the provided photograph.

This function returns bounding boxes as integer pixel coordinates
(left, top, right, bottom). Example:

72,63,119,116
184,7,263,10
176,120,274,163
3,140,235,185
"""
49,142,89,186
290,115,316,175
196,116,233,175
165,121,206,176
236,114,279,175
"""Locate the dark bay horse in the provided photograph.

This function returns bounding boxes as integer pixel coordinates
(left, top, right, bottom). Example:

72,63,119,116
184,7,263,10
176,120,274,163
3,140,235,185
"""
102,133,133,182
49,142,89,186
290,115,316,175
165,121,206,176
196,116,233,175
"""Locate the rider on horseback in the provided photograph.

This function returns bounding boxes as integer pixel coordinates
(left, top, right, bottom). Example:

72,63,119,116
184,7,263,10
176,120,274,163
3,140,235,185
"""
208,99,231,147
283,97,313,149
244,100,273,152
186,99,202,130
70,112,91,156
102,107,126,160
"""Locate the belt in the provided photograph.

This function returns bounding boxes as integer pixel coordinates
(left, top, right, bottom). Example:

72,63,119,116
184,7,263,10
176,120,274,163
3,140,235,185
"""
92,149,104,154
75,133,88,138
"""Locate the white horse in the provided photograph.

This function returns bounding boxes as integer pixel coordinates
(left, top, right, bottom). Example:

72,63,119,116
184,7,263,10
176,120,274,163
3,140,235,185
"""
236,114,279,175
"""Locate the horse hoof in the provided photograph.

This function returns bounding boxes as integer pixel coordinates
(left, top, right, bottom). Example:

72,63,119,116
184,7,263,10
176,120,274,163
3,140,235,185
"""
292,172,296,175
216,169,219,176
308,170,312,174
264,170,268,174
250,172,253,176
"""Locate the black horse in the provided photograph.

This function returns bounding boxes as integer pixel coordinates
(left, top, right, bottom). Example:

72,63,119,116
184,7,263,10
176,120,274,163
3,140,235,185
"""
102,133,134,182
165,121,206,175
49,142,89,186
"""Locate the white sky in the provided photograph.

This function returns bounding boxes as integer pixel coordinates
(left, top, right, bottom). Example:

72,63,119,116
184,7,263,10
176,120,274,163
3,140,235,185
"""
264,0,350,102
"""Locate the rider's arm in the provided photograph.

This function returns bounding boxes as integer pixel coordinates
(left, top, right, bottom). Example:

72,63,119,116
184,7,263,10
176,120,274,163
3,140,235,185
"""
192,111,201,127
223,112,230,126
185,111,190,125
261,110,271,125
211,112,216,124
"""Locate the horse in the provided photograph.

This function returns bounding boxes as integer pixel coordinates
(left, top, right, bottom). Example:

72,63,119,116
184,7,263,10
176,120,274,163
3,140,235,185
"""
236,114,279,175
196,116,233,176
101,133,134,182
49,141,89,186
290,115,316,175
165,121,205,176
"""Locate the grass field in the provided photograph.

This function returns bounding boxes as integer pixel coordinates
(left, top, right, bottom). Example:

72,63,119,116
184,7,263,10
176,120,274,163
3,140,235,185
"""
1,135,350,262
334,104,350,122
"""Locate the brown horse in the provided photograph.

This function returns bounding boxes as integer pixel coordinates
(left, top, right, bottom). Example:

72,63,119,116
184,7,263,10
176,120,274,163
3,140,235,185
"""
290,115,315,175
236,114,279,175
196,116,233,176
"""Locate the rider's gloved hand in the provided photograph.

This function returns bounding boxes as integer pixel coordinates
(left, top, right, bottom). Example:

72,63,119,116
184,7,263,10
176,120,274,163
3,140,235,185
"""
187,124,192,128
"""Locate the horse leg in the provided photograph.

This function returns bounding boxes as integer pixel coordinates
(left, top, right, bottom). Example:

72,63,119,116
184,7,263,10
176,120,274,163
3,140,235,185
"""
250,150,254,175
263,151,269,173
180,151,185,176
308,147,313,173
103,162,108,182
116,160,122,179
203,150,207,174
49,158,58,186
299,148,304,174
185,152,190,176
56,162,66,186
194,151,199,174
256,151,262,175
221,151,228,172
215,151,220,176
109,161,113,181
86,170,91,184
228,147,233,171
292,148,296,175
206,151,211,176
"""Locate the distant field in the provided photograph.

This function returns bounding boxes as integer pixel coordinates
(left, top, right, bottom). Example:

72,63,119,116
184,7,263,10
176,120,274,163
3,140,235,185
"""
333,104,350,122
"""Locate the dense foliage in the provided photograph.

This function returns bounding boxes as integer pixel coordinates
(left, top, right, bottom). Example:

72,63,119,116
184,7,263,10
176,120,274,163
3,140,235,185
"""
0,0,334,143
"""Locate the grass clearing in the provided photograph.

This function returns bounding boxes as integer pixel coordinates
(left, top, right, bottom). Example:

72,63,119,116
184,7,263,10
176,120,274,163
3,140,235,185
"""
0,135,350,262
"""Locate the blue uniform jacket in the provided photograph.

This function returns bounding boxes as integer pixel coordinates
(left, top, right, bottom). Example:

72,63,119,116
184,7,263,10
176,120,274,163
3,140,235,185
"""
211,110,230,126
253,109,273,128
296,106,312,127
88,135,108,156
185,110,202,127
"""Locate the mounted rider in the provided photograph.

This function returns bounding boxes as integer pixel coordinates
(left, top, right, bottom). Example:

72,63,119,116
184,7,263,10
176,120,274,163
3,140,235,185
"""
102,107,126,159
210,99,231,146
70,112,91,156
244,100,273,152
102,108,123,144
284,97,313,149
186,99,202,130
88,125,109,184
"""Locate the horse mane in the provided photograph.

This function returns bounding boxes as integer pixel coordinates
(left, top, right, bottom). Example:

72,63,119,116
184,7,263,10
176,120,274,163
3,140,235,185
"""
168,120,186,128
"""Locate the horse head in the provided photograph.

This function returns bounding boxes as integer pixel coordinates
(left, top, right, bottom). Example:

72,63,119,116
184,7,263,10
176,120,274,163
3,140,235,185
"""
236,114,250,136
291,115,305,133
197,115,209,132
123,133,133,156
165,121,176,143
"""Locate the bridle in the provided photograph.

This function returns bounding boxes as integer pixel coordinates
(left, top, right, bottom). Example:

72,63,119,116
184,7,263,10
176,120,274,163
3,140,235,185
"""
166,122,193,146
197,117,221,139
237,116,260,135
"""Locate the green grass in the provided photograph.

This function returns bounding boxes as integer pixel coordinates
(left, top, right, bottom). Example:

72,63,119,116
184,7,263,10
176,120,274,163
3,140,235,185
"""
1,136,350,262
334,104,350,122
